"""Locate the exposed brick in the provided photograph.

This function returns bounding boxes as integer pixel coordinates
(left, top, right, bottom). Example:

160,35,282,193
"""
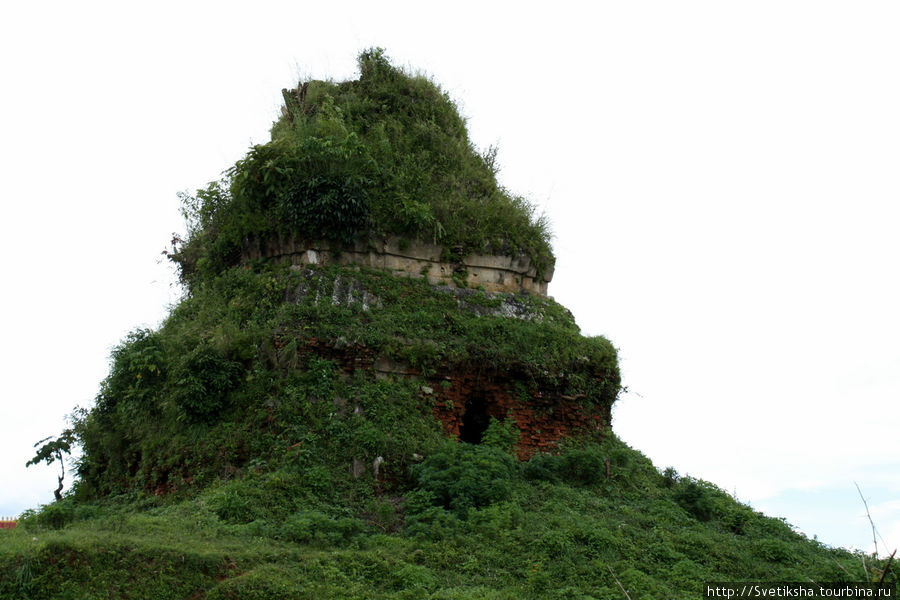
291,336,613,459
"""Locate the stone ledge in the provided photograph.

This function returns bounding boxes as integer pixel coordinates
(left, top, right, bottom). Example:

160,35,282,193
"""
242,235,554,295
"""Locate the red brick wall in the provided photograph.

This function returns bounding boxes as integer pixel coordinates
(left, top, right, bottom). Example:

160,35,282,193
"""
426,367,610,459
284,336,614,459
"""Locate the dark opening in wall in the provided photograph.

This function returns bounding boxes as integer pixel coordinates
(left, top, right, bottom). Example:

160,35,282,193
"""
459,397,490,444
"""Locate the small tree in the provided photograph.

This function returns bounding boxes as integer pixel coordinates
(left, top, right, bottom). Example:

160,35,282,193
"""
26,429,76,501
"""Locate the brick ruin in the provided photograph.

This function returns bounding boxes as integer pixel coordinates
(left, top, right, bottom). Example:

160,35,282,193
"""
270,242,612,460
302,339,612,461
426,366,610,460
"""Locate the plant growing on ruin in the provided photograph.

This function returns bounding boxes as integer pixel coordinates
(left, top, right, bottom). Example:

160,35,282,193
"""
481,416,520,454
169,49,554,289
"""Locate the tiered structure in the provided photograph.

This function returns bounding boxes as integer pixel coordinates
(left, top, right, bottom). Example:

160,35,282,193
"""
280,270,614,460
74,50,619,498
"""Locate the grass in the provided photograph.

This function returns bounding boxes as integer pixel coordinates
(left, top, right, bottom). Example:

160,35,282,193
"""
2,435,890,599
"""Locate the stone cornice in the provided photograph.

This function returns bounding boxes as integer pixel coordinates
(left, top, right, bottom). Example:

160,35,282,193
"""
242,235,554,295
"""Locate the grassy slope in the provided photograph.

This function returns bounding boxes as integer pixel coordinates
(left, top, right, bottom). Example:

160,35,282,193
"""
2,266,884,598
1,434,882,599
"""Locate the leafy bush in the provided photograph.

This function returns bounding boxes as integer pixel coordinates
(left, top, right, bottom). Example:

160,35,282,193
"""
523,444,608,486
206,479,270,524
4,431,879,599
402,489,464,539
480,416,520,454
674,478,715,521
205,471,311,524
96,329,166,415
554,446,610,486
232,134,377,244
171,342,243,422
720,504,752,534
410,443,516,516
662,466,679,487
19,500,76,530
753,539,793,563
277,510,367,545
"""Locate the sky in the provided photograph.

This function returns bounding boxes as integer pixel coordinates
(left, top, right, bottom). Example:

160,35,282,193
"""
1,1,897,556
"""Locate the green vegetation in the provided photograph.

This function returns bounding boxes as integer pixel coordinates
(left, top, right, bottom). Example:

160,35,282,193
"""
4,50,893,598
68,264,617,499
4,437,890,599
171,48,553,288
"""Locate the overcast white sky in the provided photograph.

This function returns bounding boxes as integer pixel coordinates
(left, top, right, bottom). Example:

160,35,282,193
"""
1,1,897,556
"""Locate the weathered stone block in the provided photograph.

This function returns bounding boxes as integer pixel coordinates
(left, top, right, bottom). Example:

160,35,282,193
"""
241,235,554,295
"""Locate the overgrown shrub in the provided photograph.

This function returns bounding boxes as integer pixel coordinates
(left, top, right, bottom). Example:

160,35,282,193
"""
205,471,312,524
277,510,367,545
232,134,377,244
410,443,516,516
171,342,243,422
19,500,75,530
662,466,679,488
480,416,520,454
522,443,608,486
674,478,715,521
753,539,793,563
95,329,166,415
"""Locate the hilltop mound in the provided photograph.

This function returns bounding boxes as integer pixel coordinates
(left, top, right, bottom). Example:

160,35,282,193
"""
5,51,892,599
59,49,613,500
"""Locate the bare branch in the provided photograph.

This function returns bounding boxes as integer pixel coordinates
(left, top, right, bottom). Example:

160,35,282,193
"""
831,558,852,578
877,549,896,586
607,566,632,600
855,481,879,557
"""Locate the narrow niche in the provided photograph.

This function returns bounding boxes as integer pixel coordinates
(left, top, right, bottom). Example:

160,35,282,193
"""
458,397,490,444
